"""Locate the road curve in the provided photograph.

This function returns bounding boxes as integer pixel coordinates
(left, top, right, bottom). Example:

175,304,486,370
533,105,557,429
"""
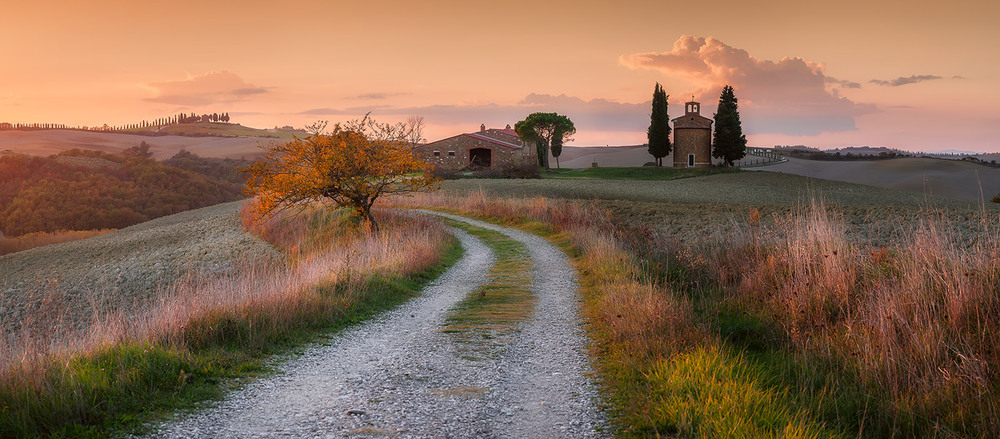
147,211,607,438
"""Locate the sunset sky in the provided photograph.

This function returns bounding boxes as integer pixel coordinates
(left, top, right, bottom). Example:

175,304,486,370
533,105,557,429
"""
2,0,997,152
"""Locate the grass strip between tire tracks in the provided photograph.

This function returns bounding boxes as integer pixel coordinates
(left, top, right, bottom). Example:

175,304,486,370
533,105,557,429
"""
440,221,534,359
0,235,463,438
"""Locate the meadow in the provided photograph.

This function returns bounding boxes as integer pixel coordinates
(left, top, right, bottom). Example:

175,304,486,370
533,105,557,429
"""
2,166,997,437
390,169,1000,437
0,202,458,437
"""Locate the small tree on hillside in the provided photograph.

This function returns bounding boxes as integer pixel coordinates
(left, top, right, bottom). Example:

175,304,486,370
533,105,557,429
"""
514,112,575,169
244,116,438,233
647,82,671,167
712,85,747,167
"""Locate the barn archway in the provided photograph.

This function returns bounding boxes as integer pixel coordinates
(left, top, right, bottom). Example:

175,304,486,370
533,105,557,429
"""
469,148,492,168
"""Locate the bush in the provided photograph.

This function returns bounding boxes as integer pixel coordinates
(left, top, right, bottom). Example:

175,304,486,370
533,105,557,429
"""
642,161,657,167
472,163,541,179
429,165,463,180
993,193,999,203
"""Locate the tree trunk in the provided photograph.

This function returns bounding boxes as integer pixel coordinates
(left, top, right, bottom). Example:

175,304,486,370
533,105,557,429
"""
363,208,379,235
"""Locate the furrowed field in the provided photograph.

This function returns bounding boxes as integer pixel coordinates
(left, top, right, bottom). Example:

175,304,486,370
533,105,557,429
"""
391,169,999,437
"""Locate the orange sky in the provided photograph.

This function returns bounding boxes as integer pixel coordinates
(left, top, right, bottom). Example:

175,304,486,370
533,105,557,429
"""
2,0,998,152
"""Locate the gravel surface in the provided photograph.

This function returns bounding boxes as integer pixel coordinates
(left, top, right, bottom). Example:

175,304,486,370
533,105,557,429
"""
147,211,608,438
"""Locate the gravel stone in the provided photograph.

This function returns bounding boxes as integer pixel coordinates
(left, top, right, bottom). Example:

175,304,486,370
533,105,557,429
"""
145,211,608,438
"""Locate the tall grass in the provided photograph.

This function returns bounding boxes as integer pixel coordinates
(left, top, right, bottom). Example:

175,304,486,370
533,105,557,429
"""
707,202,1000,434
390,191,1000,437
0,203,456,437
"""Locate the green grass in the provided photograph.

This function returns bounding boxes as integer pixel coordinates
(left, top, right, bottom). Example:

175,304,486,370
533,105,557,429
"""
0,237,463,438
442,221,534,353
544,166,736,181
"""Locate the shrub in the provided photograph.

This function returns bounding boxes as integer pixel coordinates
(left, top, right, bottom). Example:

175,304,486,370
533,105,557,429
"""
992,193,999,203
472,162,541,179
429,165,463,180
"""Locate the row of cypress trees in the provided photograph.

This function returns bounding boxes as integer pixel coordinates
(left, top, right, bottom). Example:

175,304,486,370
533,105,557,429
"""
647,83,747,167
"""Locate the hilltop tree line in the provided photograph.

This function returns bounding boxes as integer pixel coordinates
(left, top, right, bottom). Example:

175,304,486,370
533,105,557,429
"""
0,149,246,237
0,112,232,133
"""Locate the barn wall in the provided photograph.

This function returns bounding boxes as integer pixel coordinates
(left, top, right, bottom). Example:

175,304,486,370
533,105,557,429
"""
414,135,533,171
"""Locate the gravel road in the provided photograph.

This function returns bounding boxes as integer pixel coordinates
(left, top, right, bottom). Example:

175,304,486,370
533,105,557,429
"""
147,211,608,438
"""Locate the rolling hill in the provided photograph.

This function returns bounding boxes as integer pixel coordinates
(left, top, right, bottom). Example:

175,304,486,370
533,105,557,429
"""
0,125,289,160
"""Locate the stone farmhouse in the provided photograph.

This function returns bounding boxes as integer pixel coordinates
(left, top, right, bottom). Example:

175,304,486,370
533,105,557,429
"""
672,100,713,168
414,124,536,171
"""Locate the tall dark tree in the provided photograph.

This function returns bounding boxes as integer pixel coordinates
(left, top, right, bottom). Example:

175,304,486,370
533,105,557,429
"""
712,85,747,167
647,82,671,167
514,112,575,169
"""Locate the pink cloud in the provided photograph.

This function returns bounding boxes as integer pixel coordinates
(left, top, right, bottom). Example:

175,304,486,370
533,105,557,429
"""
620,36,875,135
146,71,268,106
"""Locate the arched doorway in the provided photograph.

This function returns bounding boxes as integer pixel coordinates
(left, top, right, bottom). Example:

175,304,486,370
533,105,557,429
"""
469,148,492,168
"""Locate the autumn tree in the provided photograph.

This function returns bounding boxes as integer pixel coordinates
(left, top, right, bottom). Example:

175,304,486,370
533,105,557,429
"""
647,82,671,167
712,85,747,167
244,116,438,233
514,112,575,169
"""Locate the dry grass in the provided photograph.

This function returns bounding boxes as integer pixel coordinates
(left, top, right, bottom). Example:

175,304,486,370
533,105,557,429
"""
1,205,449,369
0,229,114,255
704,202,1000,434
390,188,1000,436
0,202,455,436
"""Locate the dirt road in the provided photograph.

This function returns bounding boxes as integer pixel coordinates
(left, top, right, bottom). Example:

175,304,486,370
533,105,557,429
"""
148,211,607,438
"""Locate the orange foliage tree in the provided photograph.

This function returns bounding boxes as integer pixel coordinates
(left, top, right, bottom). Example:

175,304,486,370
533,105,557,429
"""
244,116,437,233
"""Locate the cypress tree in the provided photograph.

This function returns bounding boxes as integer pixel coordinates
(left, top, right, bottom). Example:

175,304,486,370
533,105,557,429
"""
647,82,671,167
712,85,747,167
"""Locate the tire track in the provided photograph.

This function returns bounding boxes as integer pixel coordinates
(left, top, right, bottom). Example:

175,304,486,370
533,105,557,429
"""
148,212,607,438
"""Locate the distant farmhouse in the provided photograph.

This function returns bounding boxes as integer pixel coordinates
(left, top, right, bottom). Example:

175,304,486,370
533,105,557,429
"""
672,100,713,168
415,124,535,171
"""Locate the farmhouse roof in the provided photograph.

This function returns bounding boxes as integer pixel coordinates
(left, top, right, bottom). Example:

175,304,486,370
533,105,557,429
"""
424,126,525,149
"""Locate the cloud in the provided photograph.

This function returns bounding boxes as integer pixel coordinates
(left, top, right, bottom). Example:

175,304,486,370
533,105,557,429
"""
346,92,411,100
146,71,268,106
869,74,943,87
825,77,862,89
313,95,646,131
295,93,651,136
620,36,875,135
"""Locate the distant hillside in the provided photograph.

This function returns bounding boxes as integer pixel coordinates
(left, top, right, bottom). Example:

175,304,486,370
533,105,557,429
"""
774,146,912,160
141,122,305,140
0,149,246,236
0,129,268,160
